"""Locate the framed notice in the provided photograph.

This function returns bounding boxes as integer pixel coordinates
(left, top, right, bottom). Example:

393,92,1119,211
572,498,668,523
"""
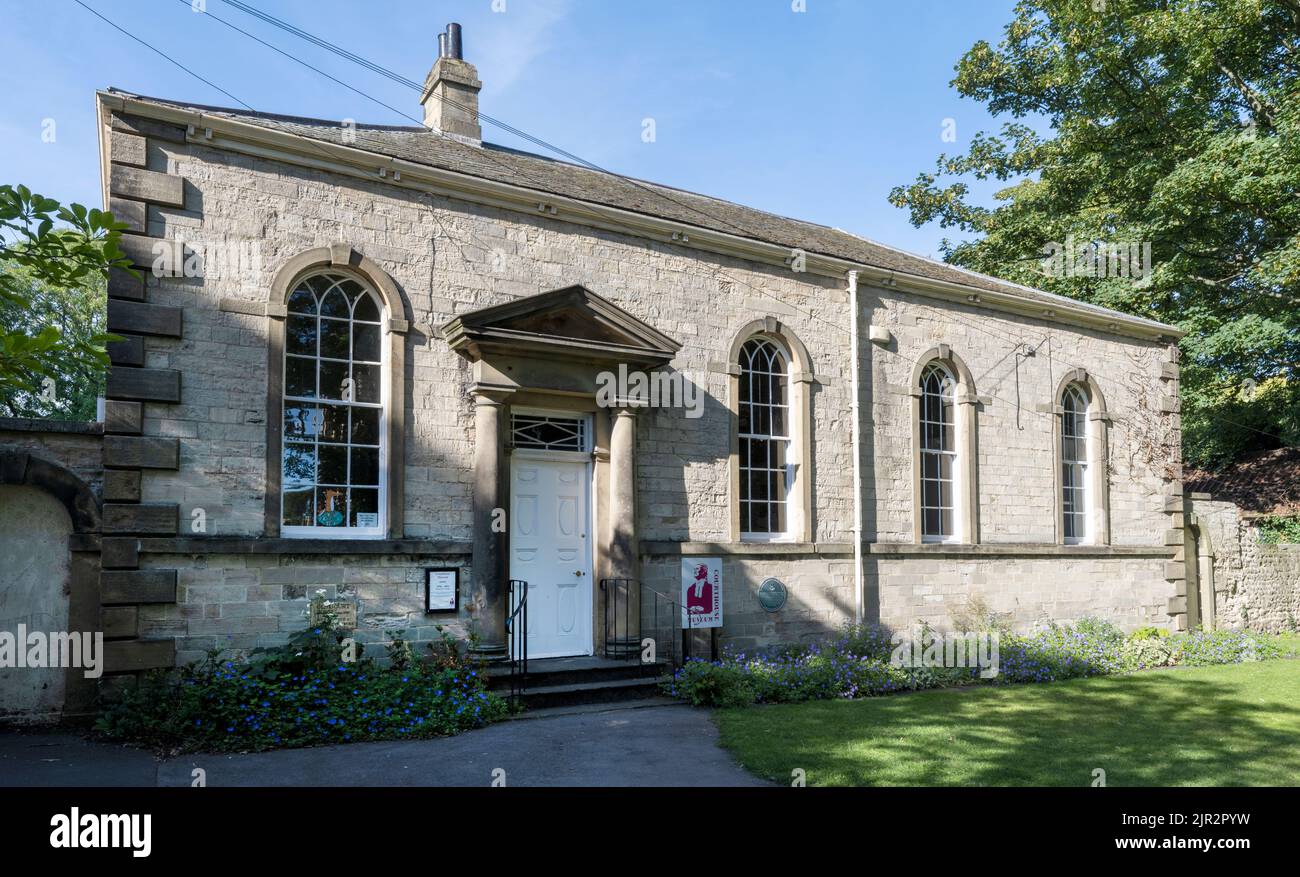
680,557,723,629
425,568,459,614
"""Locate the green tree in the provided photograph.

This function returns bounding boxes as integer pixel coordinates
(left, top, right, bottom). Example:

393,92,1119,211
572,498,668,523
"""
0,184,129,419
890,0,1300,470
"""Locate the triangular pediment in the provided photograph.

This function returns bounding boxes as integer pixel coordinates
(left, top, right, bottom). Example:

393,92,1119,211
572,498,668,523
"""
441,285,681,365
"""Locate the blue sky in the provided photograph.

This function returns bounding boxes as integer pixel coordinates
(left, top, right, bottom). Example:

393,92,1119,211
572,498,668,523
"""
1,0,1021,260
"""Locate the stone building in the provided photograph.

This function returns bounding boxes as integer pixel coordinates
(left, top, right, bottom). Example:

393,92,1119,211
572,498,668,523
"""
0,29,1199,714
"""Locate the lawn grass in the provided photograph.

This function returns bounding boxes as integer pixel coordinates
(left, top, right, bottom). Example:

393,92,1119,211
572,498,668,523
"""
714,659,1300,786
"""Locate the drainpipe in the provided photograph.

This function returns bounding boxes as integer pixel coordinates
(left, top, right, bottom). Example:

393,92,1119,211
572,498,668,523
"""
848,270,864,625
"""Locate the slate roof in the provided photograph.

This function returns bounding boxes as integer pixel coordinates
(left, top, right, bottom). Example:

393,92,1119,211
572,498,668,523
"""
107,89,1178,334
1184,447,1300,517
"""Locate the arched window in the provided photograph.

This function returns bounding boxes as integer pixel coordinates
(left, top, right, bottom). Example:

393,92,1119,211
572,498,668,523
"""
919,362,958,542
911,345,979,544
738,337,791,539
1061,383,1091,543
280,271,387,536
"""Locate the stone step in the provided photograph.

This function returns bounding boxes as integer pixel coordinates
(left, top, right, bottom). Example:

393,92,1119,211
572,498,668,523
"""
486,656,666,691
513,676,668,711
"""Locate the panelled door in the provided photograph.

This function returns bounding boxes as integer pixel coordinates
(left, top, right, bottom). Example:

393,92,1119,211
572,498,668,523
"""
509,452,592,658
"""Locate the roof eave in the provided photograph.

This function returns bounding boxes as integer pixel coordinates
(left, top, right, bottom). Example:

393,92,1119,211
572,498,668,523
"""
97,90,1184,343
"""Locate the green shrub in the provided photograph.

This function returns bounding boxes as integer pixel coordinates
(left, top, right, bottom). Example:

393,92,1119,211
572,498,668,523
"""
95,618,507,753
1256,515,1300,545
663,619,1291,710
1121,636,1180,669
662,660,755,708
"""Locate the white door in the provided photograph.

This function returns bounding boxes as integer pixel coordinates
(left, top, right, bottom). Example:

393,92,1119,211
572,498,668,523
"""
510,455,592,658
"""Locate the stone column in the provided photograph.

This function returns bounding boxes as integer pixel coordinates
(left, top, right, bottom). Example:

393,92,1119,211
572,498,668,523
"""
470,389,509,660
607,406,640,656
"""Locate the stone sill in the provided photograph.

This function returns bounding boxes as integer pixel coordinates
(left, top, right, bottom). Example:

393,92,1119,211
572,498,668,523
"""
641,541,853,557
868,542,1172,558
0,417,103,435
641,541,1171,559
131,536,472,556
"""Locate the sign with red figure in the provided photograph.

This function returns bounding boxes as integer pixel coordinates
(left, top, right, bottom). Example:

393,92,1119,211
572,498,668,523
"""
680,558,723,629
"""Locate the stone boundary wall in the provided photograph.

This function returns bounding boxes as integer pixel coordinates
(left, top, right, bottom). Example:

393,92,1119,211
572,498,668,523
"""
1188,497,1300,633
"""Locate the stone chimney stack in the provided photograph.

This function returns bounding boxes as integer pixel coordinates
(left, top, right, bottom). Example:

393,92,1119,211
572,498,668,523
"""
420,23,482,145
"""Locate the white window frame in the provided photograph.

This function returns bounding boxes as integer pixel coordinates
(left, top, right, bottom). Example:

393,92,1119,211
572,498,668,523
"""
1061,384,1091,545
280,271,389,540
738,337,794,542
919,362,960,544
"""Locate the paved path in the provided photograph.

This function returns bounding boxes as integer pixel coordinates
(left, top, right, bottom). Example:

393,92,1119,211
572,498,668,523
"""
0,704,767,787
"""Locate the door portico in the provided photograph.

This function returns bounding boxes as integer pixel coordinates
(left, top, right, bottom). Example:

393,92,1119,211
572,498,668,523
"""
441,285,681,659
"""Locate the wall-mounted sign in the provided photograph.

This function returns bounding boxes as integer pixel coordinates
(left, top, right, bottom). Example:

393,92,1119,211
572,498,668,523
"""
757,577,788,612
425,568,459,613
681,558,723,629
310,601,357,629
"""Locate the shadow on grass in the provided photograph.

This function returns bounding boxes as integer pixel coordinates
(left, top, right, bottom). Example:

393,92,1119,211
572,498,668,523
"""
716,663,1300,786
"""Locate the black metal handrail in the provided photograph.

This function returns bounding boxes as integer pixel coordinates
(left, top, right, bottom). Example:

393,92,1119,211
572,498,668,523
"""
599,578,693,670
505,579,528,705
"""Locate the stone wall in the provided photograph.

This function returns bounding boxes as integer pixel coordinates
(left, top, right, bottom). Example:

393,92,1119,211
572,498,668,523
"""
138,551,472,666
0,421,104,496
1188,497,1300,633
109,109,1181,653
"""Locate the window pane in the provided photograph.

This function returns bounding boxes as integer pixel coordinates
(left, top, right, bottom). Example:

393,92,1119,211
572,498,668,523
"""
320,405,349,443
922,453,938,480
750,469,768,501
922,478,940,509
284,405,321,439
770,470,786,504
923,507,940,537
316,487,347,526
283,443,316,487
751,501,770,533
318,444,348,485
352,363,381,404
764,439,785,472
287,316,317,355
320,360,349,401
353,323,381,363
771,501,785,533
353,293,380,323
771,405,786,436
285,357,315,399
351,408,380,446
282,486,315,527
938,453,953,482
351,447,380,486
349,488,380,528
319,288,349,319
287,287,317,315
319,319,349,359
338,278,365,303
939,507,954,536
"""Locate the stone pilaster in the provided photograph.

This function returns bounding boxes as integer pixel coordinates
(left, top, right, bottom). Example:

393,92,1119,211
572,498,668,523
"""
606,406,641,656
469,388,510,659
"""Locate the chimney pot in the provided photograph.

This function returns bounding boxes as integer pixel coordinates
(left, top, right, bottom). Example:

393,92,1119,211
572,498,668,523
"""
420,24,482,144
447,23,463,60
